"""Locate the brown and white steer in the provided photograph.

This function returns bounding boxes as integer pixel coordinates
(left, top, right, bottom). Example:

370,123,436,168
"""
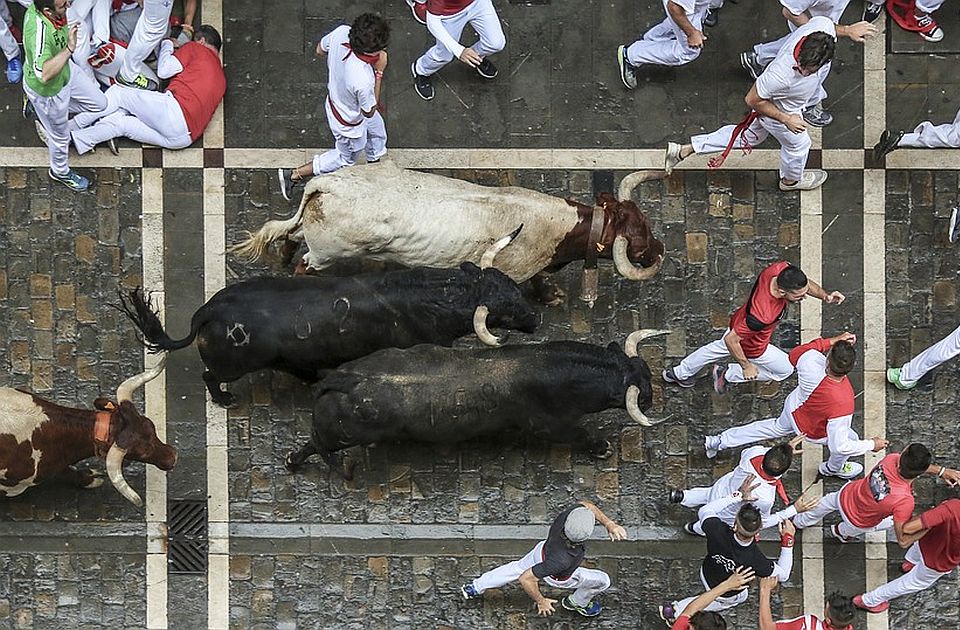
0,355,176,506
231,163,666,303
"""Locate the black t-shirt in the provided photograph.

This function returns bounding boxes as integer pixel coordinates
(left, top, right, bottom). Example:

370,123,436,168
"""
531,505,586,581
701,517,775,595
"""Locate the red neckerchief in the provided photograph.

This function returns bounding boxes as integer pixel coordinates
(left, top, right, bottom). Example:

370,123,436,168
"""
750,454,791,505
46,11,67,28
341,43,380,66
708,111,760,169
792,35,809,73
824,620,852,630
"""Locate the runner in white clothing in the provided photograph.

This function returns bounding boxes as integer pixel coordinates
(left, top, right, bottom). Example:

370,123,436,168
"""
886,320,960,390
662,17,836,192
117,0,196,90
617,0,709,90
739,0,876,127
670,438,819,535
277,14,389,201
411,0,505,101
0,0,31,83
874,105,960,160
704,333,888,479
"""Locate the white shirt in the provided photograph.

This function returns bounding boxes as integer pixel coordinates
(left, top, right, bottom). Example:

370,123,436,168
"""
666,0,712,17
781,0,851,25
320,25,377,139
755,16,836,115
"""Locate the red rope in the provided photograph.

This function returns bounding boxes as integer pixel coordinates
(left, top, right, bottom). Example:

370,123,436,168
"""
707,111,760,169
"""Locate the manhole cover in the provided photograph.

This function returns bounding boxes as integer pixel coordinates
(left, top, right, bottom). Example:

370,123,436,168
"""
168,499,207,575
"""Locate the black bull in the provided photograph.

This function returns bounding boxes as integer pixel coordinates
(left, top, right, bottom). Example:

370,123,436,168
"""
120,263,540,407
286,335,661,478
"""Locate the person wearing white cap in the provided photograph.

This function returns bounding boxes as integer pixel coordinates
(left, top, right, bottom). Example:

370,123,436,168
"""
460,501,626,618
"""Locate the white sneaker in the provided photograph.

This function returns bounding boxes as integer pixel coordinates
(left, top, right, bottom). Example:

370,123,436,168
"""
820,461,863,479
664,142,684,174
779,169,828,191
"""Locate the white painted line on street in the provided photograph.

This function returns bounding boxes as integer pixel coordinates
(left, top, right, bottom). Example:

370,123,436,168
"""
800,185,825,616
142,168,168,630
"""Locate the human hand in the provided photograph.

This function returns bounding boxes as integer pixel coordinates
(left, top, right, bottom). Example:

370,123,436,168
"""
783,114,807,134
606,522,628,541
67,23,79,51
832,331,857,345
759,575,779,593
845,21,878,43
459,47,482,67
779,519,796,537
742,363,759,381
315,42,326,57
688,30,707,49
824,291,846,304
872,437,889,452
940,468,960,487
739,474,760,501
373,50,388,72
794,493,819,514
721,566,756,591
788,434,805,454
536,598,557,616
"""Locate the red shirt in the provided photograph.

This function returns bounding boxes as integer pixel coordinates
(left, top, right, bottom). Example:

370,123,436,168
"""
787,338,855,440
776,615,825,630
839,453,915,529
427,0,475,16
671,616,692,630
167,43,226,142
918,498,960,572
728,261,790,358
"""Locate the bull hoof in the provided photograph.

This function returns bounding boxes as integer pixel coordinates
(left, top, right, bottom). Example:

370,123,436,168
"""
213,392,236,408
589,440,614,459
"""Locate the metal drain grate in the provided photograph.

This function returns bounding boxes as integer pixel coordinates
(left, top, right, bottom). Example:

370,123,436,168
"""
168,499,207,575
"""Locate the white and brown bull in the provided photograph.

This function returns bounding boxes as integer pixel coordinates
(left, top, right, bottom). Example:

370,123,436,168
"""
0,356,175,506
230,163,665,304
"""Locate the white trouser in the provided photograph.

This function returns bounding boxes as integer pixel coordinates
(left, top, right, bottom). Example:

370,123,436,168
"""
861,543,950,607
71,85,191,152
674,569,749,615
626,9,706,67
0,14,16,62
900,107,960,149
23,63,108,175
414,0,505,76
898,321,960,385
693,115,812,181
714,410,854,472
673,330,794,383
471,541,611,607
792,488,894,538
916,0,946,13
314,106,387,174
67,0,110,79
120,0,172,80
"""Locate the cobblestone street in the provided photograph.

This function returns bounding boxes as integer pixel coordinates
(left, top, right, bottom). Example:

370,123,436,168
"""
2,0,960,629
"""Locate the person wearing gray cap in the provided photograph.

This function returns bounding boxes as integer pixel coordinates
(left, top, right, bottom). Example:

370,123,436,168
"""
460,500,627,617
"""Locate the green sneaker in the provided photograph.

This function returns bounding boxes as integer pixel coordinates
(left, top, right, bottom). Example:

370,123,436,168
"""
886,367,916,390
116,72,159,91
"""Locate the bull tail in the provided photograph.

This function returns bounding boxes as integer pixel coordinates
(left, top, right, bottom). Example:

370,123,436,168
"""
228,200,307,263
118,287,200,353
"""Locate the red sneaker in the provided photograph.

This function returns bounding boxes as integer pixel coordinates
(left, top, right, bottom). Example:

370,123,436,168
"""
10,24,22,44
406,0,427,25
916,14,944,42
853,595,889,613
901,561,916,573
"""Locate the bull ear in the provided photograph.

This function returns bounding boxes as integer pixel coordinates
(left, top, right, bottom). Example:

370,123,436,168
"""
460,261,481,275
595,192,618,208
94,398,117,411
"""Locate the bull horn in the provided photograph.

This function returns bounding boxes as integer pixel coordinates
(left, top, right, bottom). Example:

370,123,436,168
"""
613,236,663,281
106,443,143,507
473,305,506,347
625,385,652,427
616,170,669,202
116,353,168,403
624,329,671,357
480,224,524,269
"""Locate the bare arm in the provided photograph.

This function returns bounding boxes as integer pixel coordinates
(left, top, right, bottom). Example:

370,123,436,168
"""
723,329,753,373
745,84,807,135
758,577,779,630
683,568,757,620
579,500,627,540
895,517,928,548
360,52,388,118
518,569,557,616
183,0,198,27
39,24,77,84
667,1,697,38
